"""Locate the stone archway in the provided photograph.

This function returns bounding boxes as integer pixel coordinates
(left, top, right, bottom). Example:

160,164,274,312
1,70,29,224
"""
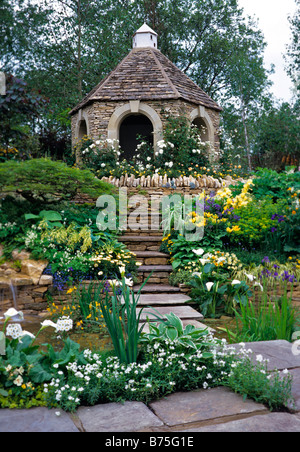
119,114,154,160
190,106,215,146
75,110,90,141
107,101,163,153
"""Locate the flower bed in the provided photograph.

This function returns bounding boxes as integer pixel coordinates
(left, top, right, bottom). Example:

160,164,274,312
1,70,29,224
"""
0,303,294,413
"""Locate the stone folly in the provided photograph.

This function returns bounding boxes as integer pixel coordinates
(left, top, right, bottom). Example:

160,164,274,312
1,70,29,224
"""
70,24,222,161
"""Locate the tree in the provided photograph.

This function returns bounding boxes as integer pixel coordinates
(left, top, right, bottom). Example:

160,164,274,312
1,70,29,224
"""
285,0,300,103
0,73,48,153
252,103,300,170
219,18,273,171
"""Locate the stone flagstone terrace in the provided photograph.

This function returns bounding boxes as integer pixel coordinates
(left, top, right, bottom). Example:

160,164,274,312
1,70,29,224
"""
1,340,300,432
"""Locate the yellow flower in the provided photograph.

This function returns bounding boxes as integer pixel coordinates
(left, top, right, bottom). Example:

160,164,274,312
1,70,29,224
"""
67,287,77,294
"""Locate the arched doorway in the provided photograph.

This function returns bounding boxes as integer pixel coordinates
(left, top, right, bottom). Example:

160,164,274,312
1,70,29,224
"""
192,117,209,142
78,119,88,141
119,114,154,160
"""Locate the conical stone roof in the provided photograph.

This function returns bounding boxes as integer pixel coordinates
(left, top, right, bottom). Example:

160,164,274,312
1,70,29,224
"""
70,47,222,115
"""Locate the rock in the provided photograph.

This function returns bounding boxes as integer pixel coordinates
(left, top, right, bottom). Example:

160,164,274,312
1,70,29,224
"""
10,275,34,286
21,260,48,285
39,275,53,286
12,250,31,261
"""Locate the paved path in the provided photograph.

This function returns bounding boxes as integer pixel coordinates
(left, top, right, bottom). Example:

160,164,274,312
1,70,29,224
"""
1,340,300,432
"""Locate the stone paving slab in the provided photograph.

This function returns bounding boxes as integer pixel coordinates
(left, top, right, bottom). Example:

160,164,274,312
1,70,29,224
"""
137,293,191,306
149,387,268,427
179,413,300,432
289,368,300,411
76,401,163,432
233,340,300,370
0,408,79,432
137,305,203,322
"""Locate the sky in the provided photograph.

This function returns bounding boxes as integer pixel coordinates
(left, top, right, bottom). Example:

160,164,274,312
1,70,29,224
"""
238,0,297,102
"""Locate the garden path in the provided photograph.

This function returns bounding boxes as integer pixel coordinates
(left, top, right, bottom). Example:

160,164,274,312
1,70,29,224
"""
118,191,206,330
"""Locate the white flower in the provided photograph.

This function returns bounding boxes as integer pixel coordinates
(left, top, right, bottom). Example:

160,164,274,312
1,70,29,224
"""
19,330,35,339
206,282,214,292
192,272,202,278
231,280,241,286
100,163,106,168
193,248,205,256
6,323,23,339
4,308,23,321
119,266,126,277
254,282,264,291
125,277,134,287
245,273,255,282
40,319,57,330
256,354,264,363
108,279,121,288
13,375,23,386
56,317,73,332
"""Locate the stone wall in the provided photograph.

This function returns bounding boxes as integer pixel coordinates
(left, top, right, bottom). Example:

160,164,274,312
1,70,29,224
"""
71,98,221,159
0,250,53,318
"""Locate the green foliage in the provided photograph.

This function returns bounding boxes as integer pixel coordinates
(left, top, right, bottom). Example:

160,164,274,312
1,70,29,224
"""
99,278,148,364
0,74,48,153
237,168,300,202
225,285,299,343
226,350,294,411
252,103,300,170
189,263,252,317
77,137,121,178
0,158,114,203
140,312,211,352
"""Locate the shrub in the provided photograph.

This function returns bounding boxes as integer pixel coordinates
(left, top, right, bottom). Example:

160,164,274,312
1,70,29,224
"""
0,158,114,203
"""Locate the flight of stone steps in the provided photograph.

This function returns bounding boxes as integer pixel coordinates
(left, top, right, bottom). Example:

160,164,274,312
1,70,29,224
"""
118,189,206,331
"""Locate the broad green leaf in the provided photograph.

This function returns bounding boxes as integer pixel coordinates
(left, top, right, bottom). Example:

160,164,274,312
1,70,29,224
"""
39,210,62,222
166,326,178,341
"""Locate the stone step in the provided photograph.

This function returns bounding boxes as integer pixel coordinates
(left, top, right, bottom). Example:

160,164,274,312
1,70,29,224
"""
136,293,191,306
138,265,173,273
137,305,203,323
132,251,169,266
134,284,181,294
136,265,173,284
119,235,163,241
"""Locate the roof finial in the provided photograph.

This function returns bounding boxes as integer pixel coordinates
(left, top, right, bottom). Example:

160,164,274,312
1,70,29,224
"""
133,24,158,49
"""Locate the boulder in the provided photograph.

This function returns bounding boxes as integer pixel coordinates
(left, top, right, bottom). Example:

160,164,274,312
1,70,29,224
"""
21,260,48,285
